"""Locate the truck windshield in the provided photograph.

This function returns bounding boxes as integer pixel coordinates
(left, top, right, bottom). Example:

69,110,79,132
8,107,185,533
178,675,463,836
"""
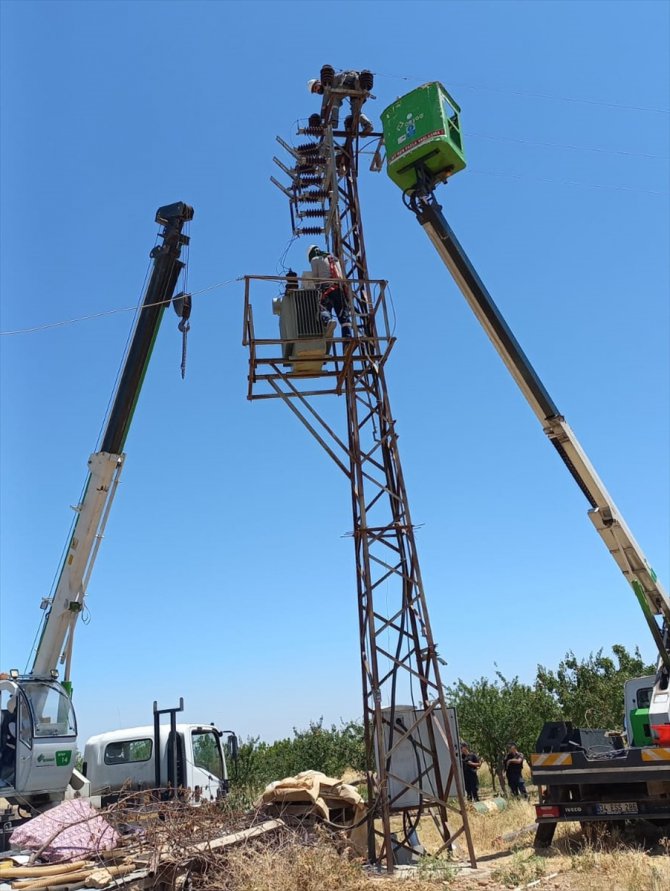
22,681,76,738
192,729,224,780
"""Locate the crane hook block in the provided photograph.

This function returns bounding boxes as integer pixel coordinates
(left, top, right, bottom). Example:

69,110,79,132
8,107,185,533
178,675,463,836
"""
173,291,192,322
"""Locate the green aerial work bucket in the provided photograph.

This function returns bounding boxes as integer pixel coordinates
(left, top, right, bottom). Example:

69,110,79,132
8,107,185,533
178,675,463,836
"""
381,82,466,193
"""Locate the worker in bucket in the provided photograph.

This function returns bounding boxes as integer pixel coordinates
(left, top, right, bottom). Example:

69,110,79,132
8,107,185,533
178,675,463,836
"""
460,740,482,802
307,70,375,134
504,742,529,799
308,245,354,340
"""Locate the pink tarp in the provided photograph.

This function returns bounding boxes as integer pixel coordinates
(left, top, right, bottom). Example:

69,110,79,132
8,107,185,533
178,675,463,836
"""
11,799,119,862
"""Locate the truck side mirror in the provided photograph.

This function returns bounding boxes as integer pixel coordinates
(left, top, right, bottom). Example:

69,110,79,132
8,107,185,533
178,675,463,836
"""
227,733,239,763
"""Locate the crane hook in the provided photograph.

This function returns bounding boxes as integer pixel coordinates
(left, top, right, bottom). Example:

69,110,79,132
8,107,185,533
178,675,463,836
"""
172,292,192,379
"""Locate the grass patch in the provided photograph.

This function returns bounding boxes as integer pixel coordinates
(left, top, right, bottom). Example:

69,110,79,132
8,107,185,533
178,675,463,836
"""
569,845,670,891
491,851,546,887
210,839,448,890
416,854,458,883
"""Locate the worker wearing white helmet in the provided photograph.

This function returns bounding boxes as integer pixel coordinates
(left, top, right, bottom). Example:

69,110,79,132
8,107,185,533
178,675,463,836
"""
308,245,354,340
307,70,374,135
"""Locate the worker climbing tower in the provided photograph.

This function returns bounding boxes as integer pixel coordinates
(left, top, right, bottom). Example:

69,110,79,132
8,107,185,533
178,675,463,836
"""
243,66,475,870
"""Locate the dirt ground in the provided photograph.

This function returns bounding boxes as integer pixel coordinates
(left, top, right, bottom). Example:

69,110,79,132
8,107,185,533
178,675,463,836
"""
411,798,670,891
210,798,670,891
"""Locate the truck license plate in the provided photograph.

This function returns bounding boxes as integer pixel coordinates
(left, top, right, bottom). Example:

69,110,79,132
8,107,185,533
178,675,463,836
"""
595,802,638,815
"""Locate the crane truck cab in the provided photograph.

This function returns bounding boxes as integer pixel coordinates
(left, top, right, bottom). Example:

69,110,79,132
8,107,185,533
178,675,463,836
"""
0,677,77,803
82,723,235,805
625,675,658,747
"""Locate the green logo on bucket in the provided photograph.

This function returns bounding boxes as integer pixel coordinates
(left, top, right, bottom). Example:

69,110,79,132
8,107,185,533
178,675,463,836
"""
56,751,72,767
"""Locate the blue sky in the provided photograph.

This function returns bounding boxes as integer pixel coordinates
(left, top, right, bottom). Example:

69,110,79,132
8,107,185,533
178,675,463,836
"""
1,0,668,749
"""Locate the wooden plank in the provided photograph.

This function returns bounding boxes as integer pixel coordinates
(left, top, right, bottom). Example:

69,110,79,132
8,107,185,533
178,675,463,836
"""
186,818,285,855
0,863,89,879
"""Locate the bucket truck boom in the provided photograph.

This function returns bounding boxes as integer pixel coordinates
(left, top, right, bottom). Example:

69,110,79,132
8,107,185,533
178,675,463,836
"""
380,83,669,722
380,83,670,843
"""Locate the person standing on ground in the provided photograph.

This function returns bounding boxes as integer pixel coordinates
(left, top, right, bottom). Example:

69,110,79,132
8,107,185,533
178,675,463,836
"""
504,742,529,799
308,245,354,339
460,741,482,802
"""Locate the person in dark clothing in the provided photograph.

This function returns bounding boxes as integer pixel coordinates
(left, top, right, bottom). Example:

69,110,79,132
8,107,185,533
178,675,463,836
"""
460,741,482,802
504,742,529,799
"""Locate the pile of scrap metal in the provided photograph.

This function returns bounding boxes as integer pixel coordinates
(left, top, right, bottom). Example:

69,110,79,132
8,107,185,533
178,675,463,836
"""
255,770,368,855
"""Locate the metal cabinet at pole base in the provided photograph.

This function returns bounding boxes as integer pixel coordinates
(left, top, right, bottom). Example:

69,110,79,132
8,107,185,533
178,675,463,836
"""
381,82,467,192
377,705,462,809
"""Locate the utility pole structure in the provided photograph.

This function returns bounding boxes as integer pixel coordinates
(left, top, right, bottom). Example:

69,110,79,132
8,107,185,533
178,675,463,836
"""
243,66,475,871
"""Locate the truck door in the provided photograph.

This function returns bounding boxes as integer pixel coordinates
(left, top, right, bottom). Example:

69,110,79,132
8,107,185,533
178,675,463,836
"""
0,689,19,790
189,729,225,802
624,676,655,746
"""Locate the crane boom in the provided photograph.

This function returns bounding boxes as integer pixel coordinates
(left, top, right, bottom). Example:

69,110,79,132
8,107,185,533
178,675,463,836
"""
31,201,193,682
407,186,670,674
1,202,194,813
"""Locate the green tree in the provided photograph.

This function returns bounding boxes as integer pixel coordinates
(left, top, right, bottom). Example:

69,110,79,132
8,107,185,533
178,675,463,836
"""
446,672,555,790
231,719,365,797
535,644,655,730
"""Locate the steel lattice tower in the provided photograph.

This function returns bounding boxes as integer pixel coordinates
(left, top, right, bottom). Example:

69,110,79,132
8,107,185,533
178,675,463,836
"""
244,68,475,871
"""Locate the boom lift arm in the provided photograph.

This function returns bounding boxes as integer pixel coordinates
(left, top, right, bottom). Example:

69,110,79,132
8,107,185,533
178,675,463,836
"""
403,172,670,726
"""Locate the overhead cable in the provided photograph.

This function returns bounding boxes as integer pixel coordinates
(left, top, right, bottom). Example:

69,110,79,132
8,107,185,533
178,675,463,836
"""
465,130,669,160
373,71,670,115
469,167,667,196
0,277,242,338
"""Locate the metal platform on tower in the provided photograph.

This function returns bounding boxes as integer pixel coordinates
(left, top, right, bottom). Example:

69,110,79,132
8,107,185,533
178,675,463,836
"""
243,66,476,872
243,274,394,400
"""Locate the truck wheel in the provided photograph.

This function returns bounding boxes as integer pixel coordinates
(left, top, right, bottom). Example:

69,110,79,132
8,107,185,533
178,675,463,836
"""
534,821,557,848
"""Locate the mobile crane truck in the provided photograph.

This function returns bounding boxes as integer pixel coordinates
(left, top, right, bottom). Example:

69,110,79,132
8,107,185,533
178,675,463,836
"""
0,203,234,846
380,82,670,844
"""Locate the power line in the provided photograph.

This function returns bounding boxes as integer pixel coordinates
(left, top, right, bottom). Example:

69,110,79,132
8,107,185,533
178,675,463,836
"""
374,71,670,115
465,130,669,161
2,149,666,341
450,80,670,115
469,167,667,196
0,278,241,338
